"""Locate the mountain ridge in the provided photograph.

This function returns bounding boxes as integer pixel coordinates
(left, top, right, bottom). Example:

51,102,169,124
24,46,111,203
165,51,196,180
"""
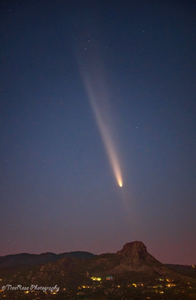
0,251,94,268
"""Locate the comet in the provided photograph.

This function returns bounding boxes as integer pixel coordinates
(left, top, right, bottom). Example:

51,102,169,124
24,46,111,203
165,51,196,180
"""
82,66,123,188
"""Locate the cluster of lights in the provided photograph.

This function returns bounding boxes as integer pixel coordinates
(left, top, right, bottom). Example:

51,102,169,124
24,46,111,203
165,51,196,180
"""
90,277,102,281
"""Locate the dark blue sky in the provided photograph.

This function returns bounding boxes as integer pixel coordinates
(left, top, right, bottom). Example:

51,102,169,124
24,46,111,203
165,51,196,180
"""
0,0,196,264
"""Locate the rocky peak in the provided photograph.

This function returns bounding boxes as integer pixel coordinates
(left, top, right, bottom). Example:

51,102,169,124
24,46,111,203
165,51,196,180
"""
117,241,147,260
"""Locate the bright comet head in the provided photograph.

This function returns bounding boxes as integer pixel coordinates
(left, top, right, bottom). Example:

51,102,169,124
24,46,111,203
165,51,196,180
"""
119,181,123,187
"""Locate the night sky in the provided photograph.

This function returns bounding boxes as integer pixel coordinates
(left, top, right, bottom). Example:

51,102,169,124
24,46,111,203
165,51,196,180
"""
1,0,196,265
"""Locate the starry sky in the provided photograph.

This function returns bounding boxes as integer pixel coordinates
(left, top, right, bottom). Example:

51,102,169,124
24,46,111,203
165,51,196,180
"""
0,0,196,265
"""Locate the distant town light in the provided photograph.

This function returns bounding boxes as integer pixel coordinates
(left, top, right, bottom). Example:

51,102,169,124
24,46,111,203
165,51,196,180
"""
106,276,113,280
132,283,137,287
91,277,101,281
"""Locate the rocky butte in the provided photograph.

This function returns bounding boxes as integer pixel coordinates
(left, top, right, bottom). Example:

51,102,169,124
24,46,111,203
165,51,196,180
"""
85,241,179,279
